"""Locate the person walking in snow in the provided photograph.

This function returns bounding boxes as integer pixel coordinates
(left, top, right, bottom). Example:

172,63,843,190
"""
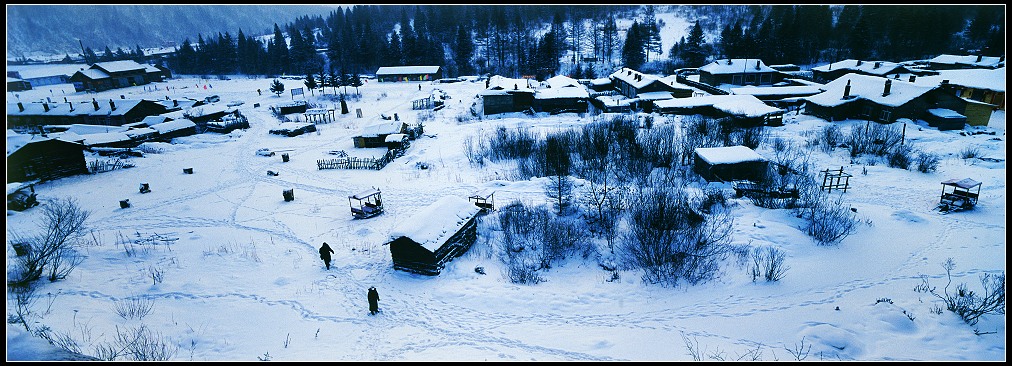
368,286,380,315
319,242,335,270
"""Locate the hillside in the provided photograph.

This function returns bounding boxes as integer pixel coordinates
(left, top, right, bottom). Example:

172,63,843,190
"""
6,5,339,59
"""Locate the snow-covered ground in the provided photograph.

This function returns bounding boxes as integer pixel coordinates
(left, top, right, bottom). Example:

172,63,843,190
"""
6,73,1006,361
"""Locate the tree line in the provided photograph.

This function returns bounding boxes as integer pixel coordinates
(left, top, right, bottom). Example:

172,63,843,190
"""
155,5,1002,79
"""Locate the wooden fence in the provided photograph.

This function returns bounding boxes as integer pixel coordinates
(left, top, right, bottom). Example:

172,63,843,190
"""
317,149,400,170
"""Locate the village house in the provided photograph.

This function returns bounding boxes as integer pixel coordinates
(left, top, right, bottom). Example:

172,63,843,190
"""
803,73,968,126
810,59,914,83
654,94,785,127
7,98,169,131
353,120,408,148
532,75,590,114
7,77,32,91
480,75,536,115
6,134,89,183
609,67,694,99
69,60,166,92
387,196,482,276
927,54,1005,70
911,66,1005,119
375,66,442,82
693,145,769,183
6,63,83,88
697,59,785,87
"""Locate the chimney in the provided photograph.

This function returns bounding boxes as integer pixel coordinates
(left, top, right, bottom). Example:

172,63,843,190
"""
93,98,100,111
17,102,24,112
755,60,760,70
908,75,916,82
173,99,178,107
109,99,116,111
43,103,50,112
976,55,982,62
843,80,852,98
856,60,863,66
941,79,950,85
68,101,74,111
121,94,126,99
882,79,892,97
874,61,881,68
727,59,733,65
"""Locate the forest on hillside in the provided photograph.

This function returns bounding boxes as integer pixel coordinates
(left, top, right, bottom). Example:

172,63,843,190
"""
11,5,1005,80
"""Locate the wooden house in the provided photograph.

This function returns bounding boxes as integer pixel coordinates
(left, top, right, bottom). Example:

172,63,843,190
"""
354,120,407,148
480,75,536,115
608,68,693,99
7,99,169,131
803,74,966,125
698,59,785,87
654,94,785,127
811,59,913,83
7,77,32,91
693,146,769,183
70,60,152,92
911,67,1005,116
927,54,1004,70
387,196,482,276
149,119,197,140
6,134,88,183
375,66,442,82
533,75,590,114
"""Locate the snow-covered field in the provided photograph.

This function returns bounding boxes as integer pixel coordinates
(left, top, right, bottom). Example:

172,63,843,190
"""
6,74,1006,361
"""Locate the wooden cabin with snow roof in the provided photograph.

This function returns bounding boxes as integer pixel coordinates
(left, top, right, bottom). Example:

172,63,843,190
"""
387,196,482,276
693,146,769,183
375,66,442,82
803,74,967,125
698,59,785,87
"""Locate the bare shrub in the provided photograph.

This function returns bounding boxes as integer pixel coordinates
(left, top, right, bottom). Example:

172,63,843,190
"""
794,185,859,246
887,144,913,169
109,325,179,361
750,246,790,282
114,297,155,320
915,258,1005,326
846,122,904,157
959,146,981,159
496,201,590,284
618,183,737,286
7,198,91,287
820,124,844,153
915,151,940,173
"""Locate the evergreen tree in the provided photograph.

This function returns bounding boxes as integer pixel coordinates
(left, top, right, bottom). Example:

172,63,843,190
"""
304,74,317,96
452,25,475,76
173,40,196,74
270,23,290,75
601,13,619,67
350,72,363,95
102,46,114,62
642,5,662,62
270,79,285,96
621,21,646,69
83,47,99,64
681,20,707,67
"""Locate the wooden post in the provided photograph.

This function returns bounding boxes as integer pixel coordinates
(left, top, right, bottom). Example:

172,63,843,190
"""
901,122,906,145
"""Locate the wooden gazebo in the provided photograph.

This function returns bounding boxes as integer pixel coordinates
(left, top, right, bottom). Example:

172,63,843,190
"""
349,188,384,219
938,178,981,212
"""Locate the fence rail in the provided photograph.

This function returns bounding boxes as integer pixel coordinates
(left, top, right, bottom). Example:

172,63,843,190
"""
317,149,402,170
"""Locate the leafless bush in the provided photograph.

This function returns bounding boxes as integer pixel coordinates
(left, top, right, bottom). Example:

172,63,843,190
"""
887,144,914,169
959,146,982,159
785,337,811,361
149,265,164,285
114,297,155,320
846,122,904,157
820,124,844,153
618,184,737,286
7,281,40,331
915,151,940,173
750,246,790,282
7,198,91,287
108,325,178,361
794,186,859,246
495,202,590,284
915,258,1005,326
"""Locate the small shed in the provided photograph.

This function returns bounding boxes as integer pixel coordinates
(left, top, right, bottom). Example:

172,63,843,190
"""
693,146,769,183
923,108,967,131
388,196,482,276
6,135,88,183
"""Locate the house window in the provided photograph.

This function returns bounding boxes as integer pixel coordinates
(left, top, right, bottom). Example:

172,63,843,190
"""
732,75,743,85
761,73,772,84
745,74,756,84
860,105,873,117
879,109,892,122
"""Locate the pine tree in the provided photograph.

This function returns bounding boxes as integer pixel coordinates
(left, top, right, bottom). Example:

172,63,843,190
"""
642,5,662,62
621,22,646,69
270,79,285,96
681,20,707,67
304,74,317,96
452,25,475,76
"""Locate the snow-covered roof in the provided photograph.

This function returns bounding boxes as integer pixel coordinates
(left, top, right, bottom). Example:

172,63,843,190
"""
804,74,936,108
139,115,172,126
910,67,1005,93
388,196,481,252
811,59,906,76
359,120,404,137
927,108,964,119
609,68,677,90
589,77,612,86
654,94,782,117
350,188,380,200
535,85,589,99
384,133,407,142
929,54,1004,68
125,127,158,138
635,91,676,101
485,75,535,93
695,145,766,165
699,59,777,74
143,64,161,73
941,178,981,189
93,60,146,73
60,124,128,135
81,132,132,146
273,122,313,131
6,63,87,79
544,75,582,89
75,68,110,80
149,119,196,134
375,66,440,75
183,104,228,118
595,95,634,107
729,85,824,97
6,132,52,156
